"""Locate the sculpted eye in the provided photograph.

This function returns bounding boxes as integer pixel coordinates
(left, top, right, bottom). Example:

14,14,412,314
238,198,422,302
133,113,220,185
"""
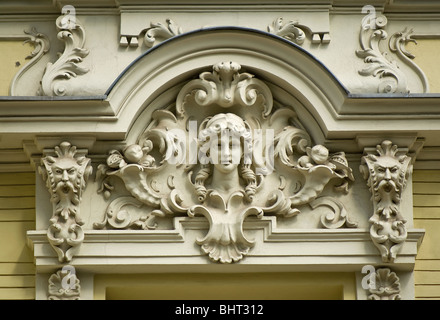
390,166,398,173
55,169,63,174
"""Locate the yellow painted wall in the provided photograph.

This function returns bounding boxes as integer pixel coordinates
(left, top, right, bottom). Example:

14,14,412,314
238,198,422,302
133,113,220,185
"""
0,172,35,299
0,41,35,96
94,272,356,300
413,170,440,300
406,39,440,93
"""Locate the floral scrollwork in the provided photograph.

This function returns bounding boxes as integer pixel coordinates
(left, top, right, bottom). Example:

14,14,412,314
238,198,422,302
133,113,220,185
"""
356,11,409,93
267,17,306,45
38,11,89,96
142,19,183,48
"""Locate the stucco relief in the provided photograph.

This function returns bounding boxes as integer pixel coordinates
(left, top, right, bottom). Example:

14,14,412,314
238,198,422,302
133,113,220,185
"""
356,7,428,94
47,265,81,300
95,61,355,263
38,10,89,96
367,268,401,300
39,142,92,262
360,140,412,263
121,17,318,48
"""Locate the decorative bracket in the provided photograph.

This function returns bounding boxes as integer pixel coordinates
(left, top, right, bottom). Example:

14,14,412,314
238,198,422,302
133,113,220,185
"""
360,140,412,263
39,142,92,262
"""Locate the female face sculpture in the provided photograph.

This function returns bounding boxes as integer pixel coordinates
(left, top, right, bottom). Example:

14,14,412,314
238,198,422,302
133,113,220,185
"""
196,113,256,202
199,113,250,171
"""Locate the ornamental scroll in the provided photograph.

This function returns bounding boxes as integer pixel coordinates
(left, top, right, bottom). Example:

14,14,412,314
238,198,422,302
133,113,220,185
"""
95,61,356,263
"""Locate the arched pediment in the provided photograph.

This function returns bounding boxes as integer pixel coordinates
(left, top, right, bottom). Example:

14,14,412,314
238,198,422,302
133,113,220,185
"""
105,27,349,146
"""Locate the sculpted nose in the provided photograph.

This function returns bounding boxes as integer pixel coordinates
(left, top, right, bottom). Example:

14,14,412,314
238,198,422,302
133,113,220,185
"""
62,170,69,182
384,168,391,181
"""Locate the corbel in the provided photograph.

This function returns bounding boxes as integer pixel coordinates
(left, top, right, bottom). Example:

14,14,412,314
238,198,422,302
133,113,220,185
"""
360,140,413,263
38,141,92,262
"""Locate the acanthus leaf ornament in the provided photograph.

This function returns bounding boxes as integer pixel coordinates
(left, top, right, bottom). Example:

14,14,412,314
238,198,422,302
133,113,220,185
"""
142,19,183,48
176,61,273,118
360,140,412,263
267,17,306,45
38,11,89,96
39,142,92,262
356,12,409,93
96,62,356,263
9,27,50,96
389,28,430,93
48,265,80,300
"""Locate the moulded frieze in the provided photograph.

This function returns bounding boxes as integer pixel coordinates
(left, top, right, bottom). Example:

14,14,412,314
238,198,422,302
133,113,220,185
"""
120,17,322,48
95,61,356,264
118,7,331,48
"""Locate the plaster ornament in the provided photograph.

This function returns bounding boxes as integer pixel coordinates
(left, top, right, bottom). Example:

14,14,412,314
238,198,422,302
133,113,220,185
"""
96,62,355,263
38,11,89,96
310,197,358,229
176,61,273,118
356,12,409,93
389,28,429,93
9,27,50,96
367,268,401,300
267,17,306,45
47,265,80,300
39,142,92,262
360,140,412,263
142,19,183,48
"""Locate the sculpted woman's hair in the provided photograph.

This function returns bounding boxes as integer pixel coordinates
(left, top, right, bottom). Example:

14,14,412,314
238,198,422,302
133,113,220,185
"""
194,113,257,203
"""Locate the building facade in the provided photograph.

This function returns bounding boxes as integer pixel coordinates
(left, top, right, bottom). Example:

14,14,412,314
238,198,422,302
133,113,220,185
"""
0,0,440,300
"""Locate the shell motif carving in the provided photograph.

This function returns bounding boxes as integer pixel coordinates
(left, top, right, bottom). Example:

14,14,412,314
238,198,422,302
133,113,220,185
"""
96,62,355,263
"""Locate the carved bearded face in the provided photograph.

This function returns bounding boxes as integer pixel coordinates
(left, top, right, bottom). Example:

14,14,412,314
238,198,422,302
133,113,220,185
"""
51,157,79,194
372,156,401,193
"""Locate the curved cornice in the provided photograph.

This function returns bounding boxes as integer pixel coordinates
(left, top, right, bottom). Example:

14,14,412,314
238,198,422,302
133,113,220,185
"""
105,27,349,145
105,26,349,96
